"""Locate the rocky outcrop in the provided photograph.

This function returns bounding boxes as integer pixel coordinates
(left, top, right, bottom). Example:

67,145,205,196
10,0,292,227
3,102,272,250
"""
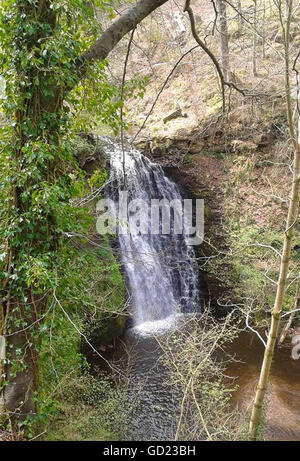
163,105,188,124
75,133,108,174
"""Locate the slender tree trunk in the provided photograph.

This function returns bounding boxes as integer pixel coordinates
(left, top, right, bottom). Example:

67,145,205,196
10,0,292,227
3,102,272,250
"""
248,145,299,439
252,0,258,76
217,0,231,81
261,0,266,58
248,1,300,440
237,0,243,33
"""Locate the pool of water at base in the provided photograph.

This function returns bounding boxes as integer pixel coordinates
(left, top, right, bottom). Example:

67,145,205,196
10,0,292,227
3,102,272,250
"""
226,331,300,441
86,319,300,441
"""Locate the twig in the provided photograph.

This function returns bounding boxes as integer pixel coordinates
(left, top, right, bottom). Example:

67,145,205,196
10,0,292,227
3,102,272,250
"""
246,311,267,347
131,45,200,142
120,27,135,187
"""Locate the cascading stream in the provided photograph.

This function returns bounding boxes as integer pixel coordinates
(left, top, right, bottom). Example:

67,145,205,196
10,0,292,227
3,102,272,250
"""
103,140,200,332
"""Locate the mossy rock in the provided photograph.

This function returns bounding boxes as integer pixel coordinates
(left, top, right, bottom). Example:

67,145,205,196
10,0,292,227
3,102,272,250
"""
74,134,107,173
89,314,126,345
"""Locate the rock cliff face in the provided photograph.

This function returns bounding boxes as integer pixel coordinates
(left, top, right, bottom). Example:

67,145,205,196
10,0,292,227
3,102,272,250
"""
133,108,289,309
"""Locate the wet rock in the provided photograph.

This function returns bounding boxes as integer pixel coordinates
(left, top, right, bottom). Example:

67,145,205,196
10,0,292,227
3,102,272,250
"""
134,140,149,151
75,133,107,173
89,314,126,346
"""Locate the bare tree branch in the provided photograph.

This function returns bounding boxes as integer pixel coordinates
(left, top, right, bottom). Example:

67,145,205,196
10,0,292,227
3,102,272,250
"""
83,0,169,63
184,0,245,113
120,28,136,187
132,45,200,142
184,0,226,111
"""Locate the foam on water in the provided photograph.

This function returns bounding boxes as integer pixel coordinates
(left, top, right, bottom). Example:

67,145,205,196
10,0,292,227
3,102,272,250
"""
131,313,185,336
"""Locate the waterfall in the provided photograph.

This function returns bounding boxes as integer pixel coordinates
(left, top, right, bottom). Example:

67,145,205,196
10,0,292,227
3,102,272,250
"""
103,140,200,332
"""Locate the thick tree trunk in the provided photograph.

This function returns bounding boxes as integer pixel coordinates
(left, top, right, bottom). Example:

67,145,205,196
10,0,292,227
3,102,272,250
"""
84,0,169,62
0,0,59,431
3,327,37,422
1,287,45,427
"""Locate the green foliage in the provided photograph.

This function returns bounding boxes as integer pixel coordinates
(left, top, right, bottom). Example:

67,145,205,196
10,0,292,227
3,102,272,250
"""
88,169,107,189
0,0,114,300
56,241,125,340
0,0,129,434
229,223,299,314
45,373,134,441
69,61,122,133
37,238,125,436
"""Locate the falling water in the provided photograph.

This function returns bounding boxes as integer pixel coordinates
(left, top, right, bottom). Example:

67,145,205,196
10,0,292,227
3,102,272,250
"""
103,140,200,333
